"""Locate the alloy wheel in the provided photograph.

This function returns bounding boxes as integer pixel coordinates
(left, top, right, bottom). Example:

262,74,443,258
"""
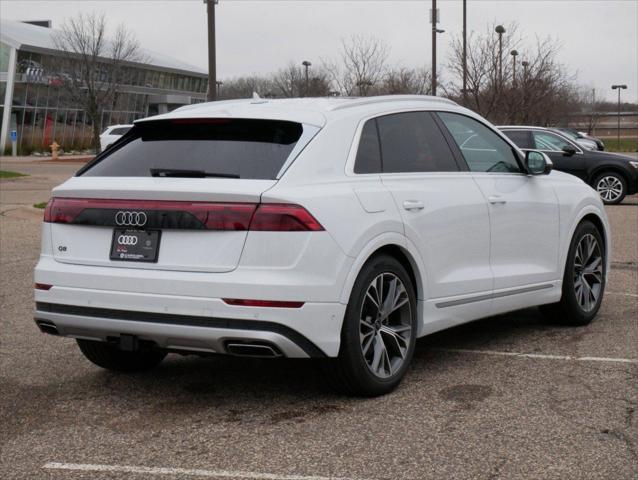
596,176,623,203
573,233,603,312
359,273,412,379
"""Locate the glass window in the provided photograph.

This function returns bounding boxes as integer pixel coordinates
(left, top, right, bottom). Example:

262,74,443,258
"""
502,130,533,149
437,112,521,173
354,120,382,174
533,131,574,151
81,119,304,180
376,112,459,173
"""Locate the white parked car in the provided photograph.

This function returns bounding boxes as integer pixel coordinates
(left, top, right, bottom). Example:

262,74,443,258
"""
35,96,610,396
99,124,133,151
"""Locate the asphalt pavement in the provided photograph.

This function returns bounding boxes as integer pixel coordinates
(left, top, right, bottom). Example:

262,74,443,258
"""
1,159,636,480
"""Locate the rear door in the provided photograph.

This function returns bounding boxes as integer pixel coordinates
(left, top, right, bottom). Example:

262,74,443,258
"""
48,118,310,273
366,111,493,307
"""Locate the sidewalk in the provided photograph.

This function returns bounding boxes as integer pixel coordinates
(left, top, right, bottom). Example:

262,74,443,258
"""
0,155,94,163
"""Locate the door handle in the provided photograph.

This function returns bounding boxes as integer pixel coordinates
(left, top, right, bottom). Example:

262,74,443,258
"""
488,196,507,205
403,200,425,211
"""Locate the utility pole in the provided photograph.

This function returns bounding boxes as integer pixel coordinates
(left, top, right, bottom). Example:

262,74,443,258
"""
432,0,437,96
611,84,627,150
206,0,218,102
462,0,467,104
430,0,444,96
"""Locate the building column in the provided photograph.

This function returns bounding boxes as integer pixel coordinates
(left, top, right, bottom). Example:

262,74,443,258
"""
0,46,18,154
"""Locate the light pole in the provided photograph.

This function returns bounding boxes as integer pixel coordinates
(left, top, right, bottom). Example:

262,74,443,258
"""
495,25,506,90
510,49,518,87
611,84,627,150
205,0,219,102
302,60,312,97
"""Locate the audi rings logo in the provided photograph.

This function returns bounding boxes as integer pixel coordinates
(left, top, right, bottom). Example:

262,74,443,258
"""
115,211,147,227
118,235,138,246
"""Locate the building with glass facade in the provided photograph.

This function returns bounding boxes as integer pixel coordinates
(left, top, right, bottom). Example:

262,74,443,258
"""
1,19,208,153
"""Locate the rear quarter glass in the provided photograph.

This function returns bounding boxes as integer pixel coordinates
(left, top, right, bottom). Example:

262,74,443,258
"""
81,119,304,180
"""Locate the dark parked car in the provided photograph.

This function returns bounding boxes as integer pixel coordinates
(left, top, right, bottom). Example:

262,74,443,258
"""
500,126,638,204
553,127,605,151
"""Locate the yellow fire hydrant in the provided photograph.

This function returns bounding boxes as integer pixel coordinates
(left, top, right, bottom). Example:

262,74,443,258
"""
50,142,60,160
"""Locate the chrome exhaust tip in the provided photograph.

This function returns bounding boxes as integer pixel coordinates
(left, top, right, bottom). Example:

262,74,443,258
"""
225,342,283,358
36,320,59,336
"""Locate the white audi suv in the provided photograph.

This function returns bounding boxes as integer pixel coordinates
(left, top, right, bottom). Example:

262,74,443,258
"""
34,95,611,396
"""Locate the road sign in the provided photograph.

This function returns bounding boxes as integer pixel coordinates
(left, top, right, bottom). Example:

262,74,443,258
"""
10,130,17,142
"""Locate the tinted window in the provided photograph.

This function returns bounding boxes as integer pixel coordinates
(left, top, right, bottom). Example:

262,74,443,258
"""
533,131,574,151
502,130,533,149
82,119,303,179
110,127,131,136
376,112,458,173
437,112,521,173
354,120,382,174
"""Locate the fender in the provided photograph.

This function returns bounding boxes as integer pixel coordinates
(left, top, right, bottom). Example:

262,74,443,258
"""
338,232,428,304
559,203,612,282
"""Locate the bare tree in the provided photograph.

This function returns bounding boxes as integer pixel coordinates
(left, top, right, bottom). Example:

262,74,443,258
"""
446,23,578,126
324,35,389,96
53,12,145,152
381,67,432,95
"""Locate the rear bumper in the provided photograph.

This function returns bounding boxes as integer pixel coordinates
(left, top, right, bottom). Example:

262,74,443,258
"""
33,279,347,358
35,302,333,358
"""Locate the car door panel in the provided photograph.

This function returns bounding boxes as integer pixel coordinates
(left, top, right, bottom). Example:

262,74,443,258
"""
437,113,562,299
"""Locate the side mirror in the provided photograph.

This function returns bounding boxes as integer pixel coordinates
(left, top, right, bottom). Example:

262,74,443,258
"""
525,150,553,175
562,146,577,156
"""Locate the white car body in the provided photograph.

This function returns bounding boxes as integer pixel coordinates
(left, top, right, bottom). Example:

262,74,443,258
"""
99,124,133,151
34,96,610,361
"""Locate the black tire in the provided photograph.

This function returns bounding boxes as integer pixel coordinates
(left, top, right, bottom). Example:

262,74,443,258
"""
593,172,626,205
540,221,606,326
324,254,417,397
77,339,167,372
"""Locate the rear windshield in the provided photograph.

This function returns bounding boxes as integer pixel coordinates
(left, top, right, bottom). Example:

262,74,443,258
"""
82,119,304,179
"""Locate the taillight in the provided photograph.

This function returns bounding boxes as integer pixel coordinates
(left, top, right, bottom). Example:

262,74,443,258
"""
223,298,305,308
43,198,323,232
250,204,324,232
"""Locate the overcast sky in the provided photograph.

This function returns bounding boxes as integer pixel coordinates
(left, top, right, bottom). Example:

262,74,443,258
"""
2,0,637,101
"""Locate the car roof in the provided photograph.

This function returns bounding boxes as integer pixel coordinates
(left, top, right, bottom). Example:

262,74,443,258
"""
498,125,552,130
136,95,463,128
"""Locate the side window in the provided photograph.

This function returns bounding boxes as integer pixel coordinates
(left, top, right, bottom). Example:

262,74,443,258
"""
533,131,574,151
376,112,459,173
354,120,382,174
502,130,533,149
437,112,522,173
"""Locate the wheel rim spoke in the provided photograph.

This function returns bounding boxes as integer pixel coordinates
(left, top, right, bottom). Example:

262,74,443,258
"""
360,272,412,379
573,234,604,312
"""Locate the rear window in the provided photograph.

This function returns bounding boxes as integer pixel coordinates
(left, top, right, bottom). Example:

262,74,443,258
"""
82,119,304,179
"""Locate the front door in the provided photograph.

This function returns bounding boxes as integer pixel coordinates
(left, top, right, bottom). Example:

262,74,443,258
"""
437,113,561,292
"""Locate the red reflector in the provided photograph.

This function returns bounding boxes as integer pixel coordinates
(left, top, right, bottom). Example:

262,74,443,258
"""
222,298,305,308
35,283,53,291
250,204,324,231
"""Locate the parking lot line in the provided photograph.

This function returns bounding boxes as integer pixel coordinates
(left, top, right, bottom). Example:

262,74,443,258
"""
434,348,638,364
43,462,366,480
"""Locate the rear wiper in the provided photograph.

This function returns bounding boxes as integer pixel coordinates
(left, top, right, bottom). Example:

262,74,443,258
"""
150,169,240,179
